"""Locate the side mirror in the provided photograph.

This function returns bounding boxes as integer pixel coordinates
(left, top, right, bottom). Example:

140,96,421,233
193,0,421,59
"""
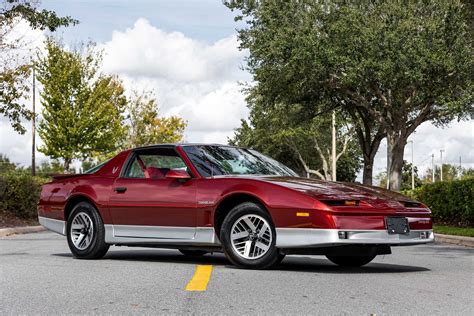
166,169,191,181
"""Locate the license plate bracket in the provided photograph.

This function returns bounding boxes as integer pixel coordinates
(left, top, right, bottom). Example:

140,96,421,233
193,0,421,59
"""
385,217,410,235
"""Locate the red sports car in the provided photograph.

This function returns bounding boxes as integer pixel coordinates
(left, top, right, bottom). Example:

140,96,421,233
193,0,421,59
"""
38,144,434,269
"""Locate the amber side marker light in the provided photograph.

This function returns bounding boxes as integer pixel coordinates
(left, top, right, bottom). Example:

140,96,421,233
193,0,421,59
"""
296,212,310,217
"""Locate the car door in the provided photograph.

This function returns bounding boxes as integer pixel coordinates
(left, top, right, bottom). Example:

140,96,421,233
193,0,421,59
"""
108,147,197,239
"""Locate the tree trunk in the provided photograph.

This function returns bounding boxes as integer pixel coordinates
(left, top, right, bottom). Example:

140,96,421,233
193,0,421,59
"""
362,158,374,185
387,132,407,191
348,107,385,186
361,139,383,185
64,159,71,173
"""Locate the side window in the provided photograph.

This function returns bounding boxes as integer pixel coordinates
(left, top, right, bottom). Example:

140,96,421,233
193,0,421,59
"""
123,148,187,179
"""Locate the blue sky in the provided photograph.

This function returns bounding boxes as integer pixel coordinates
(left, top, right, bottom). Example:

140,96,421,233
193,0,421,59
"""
42,0,243,43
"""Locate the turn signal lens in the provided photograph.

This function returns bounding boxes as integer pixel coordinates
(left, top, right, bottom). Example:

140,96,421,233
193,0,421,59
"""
344,200,358,206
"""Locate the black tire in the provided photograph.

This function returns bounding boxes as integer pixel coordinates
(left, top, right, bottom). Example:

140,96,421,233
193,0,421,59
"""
220,202,280,269
179,249,207,257
66,201,109,259
326,255,376,267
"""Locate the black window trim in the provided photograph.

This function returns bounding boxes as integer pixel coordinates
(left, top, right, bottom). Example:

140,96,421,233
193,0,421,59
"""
119,146,196,179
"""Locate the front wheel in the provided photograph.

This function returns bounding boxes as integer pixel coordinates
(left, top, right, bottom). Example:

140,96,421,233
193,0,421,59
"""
220,202,280,269
66,202,109,259
326,255,376,267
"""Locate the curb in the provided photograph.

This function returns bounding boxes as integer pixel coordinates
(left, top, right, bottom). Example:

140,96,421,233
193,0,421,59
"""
435,233,474,248
0,226,46,237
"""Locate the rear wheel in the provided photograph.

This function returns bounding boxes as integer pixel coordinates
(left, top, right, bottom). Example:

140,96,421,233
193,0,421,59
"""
179,249,207,257
326,255,376,267
220,202,280,269
67,202,109,259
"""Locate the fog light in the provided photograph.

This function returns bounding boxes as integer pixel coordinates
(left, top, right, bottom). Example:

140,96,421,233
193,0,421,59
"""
420,231,428,239
338,231,348,239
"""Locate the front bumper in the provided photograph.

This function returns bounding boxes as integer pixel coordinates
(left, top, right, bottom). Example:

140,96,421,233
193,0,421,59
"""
275,228,434,248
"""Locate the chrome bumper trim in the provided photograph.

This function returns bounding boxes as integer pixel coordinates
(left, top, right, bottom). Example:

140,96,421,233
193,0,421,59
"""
275,228,434,248
38,216,66,235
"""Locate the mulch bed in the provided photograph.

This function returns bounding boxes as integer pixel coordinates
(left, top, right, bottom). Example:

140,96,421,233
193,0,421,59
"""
0,210,38,228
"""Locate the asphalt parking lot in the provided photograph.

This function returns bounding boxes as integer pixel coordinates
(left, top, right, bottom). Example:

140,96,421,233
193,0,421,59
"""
1,232,473,315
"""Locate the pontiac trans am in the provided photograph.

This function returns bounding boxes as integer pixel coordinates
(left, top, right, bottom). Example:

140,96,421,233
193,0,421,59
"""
38,144,434,269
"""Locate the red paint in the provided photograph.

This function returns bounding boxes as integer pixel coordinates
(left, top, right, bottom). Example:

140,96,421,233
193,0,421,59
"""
38,144,432,231
109,177,196,226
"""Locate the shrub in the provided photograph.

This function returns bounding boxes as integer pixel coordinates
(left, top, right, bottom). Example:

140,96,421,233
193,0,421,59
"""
0,173,49,219
407,179,474,227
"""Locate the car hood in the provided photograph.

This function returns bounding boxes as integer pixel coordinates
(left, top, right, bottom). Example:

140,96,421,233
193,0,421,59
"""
255,176,415,206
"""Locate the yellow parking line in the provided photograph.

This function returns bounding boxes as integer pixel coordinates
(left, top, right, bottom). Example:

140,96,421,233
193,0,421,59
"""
185,265,213,291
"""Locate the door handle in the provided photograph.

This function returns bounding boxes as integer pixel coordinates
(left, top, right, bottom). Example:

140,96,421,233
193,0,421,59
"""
114,187,127,193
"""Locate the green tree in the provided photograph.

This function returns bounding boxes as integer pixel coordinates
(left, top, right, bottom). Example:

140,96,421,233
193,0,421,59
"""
423,164,463,183
35,160,65,175
0,0,77,134
124,90,187,148
376,161,422,190
461,168,474,180
36,39,127,171
231,99,361,181
226,0,473,191
0,154,18,173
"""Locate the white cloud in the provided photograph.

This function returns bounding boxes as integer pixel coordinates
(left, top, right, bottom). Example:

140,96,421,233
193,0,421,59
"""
101,18,245,83
99,18,250,144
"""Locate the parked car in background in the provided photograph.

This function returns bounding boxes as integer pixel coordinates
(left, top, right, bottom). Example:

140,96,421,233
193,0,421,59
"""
38,144,434,269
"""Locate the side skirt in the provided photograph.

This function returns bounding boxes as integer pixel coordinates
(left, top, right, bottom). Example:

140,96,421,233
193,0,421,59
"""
104,224,221,246
38,216,65,235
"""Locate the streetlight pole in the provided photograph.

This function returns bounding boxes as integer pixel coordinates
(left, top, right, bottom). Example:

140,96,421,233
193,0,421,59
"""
331,111,336,181
386,143,391,190
32,65,36,176
459,156,462,179
431,154,435,183
408,141,414,190
440,149,445,181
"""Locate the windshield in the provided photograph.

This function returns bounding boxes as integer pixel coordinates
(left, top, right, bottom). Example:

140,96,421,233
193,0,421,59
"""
182,145,298,177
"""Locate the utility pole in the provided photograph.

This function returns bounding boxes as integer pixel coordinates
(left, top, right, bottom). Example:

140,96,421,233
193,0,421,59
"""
331,111,336,181
431,154,435,183
440,149,444,181
408,141,414,190
32,65,36,176
386,143,391,190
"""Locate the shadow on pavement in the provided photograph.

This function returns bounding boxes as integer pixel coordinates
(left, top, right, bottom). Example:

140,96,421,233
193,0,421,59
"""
53,249,231,266
273,256,431,273
53,249,431,273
